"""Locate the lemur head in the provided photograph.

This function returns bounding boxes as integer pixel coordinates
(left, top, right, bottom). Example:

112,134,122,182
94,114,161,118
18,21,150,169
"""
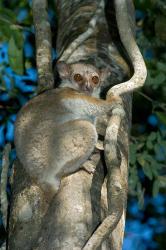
56,61,110,97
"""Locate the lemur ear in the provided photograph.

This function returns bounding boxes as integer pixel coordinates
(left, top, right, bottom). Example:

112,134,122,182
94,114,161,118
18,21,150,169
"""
56,61,70,79
100,67,111,83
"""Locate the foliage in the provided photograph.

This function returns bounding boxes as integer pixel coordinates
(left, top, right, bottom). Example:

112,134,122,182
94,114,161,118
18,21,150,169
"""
0,1,37,149
129,130,166,206
128,0,166,206
0,0,165,249
0,0,33,74
123,194,166,250
124,1,166,249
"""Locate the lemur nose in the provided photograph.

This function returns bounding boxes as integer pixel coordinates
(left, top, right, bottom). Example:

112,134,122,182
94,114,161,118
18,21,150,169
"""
86,81,92,89
84,84,92,91
85,85,90,90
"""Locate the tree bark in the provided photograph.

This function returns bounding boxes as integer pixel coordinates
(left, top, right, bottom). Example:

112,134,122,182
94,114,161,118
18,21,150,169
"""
7,0,146,250
32,0,54,93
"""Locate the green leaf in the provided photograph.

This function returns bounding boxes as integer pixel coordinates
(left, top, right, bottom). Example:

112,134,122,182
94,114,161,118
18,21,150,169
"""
138,152,152,163
148,132,157,141
155,16,166,42
8,36,24,75
137,182,145,209
11,28,23,49
151,73,166,88
0,22,12,40
157,62,166,73
129,167,138,190
146,140,154,150
136,142,145,150
154,144,163,161
146,132,157,150
152,179,160,197
155,112,166,125
151,165,159,178
137,155,146,166
142,164,153,180
156,131,162,144
137,155,153,180
0,8,16,23
129,144,137,165
145,72,154,86
158,176,166,187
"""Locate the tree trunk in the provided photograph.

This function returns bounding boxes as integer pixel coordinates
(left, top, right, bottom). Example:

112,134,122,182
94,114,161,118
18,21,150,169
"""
7,0,144,249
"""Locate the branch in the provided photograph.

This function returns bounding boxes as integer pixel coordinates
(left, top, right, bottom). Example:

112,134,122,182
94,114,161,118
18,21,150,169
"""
84,0,147,247
107,0,147,96
83,103,126,250
59,0,104,62
32,0,54,93
0,144,11,229
0,243,6,250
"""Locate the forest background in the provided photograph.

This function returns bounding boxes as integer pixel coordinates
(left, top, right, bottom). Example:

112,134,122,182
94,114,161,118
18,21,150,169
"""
0,0,165,249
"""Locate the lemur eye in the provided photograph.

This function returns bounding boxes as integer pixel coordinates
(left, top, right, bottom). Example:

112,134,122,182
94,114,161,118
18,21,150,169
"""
74,74,83,82
92,75,99,85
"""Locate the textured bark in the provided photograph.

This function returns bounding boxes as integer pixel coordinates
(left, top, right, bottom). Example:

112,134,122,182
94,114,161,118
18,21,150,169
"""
7,0,146,250
52,1,132,249
32,0,54,93
0,144,11,230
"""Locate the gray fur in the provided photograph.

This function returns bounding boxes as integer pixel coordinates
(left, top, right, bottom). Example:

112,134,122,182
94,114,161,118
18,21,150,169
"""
15,79,114,195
